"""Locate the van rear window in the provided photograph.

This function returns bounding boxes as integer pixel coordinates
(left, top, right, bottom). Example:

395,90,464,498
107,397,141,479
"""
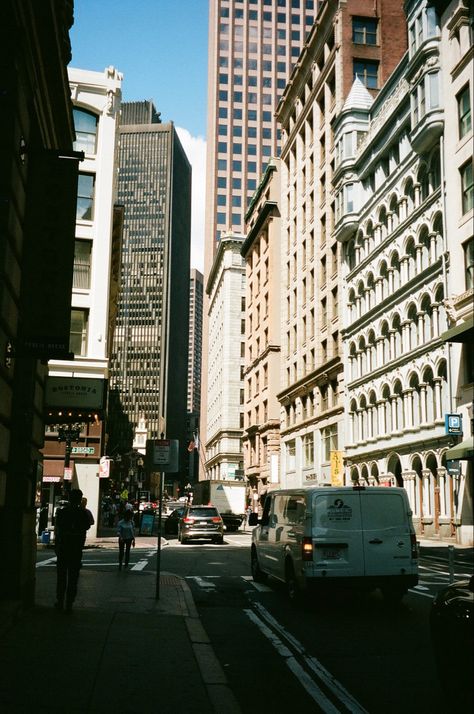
360,494,406,528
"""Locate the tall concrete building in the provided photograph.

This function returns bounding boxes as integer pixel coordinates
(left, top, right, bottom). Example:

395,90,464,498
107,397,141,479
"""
276,0,408,489
188,269,204,416
201,0,317,472
43,66,123,535
205,234,246,481
109,101,192,489
241,159,282,503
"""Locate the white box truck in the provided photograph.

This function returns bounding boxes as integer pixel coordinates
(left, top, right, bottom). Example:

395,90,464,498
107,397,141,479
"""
193,479,246,532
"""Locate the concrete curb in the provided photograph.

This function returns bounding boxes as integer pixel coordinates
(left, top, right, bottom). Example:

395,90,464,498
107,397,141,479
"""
179,578,242,714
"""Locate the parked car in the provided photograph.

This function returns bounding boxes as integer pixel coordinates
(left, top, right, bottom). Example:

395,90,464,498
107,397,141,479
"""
178,505,224,544
164,507,185,535
249,486,419,603
430,575,474,708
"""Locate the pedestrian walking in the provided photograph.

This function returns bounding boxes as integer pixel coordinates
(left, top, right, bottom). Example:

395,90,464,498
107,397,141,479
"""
54,489,92,612
81,496,95,530
117,509,135,569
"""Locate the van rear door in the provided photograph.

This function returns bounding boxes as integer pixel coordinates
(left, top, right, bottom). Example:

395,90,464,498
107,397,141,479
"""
360,490,416,577
312,491,365,577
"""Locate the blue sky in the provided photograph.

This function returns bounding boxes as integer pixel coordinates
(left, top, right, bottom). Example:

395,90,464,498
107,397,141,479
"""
70,0,209,138
70,0,209,271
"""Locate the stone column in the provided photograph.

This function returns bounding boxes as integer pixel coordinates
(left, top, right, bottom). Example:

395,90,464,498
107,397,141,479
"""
415,245,423,273
377,400,385,435
419,383,427,424
400,255,408,284
433,377,442,420
431,302,440,338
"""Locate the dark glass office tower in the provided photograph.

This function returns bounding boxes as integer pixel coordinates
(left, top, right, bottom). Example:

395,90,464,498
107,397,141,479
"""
109,101,191,478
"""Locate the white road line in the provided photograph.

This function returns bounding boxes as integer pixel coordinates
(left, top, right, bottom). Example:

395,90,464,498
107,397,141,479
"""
253,603,368,714
36,557,57,568
241,575,272,592
187,576,217,589
131,560,148,571
244,609,342,713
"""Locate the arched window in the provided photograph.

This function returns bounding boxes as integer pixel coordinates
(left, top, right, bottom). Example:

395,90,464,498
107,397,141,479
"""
405,237,416,281
359,395,367,441
379,261,389,300
422,367,435,423
409,373,421,426
357,280,365,316
432,213,443,258
349,342,358,380
369,390,378,438
356,230,365,262
418,163,429,202
346,240,356,271
382,384,392,434
405,177,415,212
420,293,433,341
348,288,356,322
358,336,367,375
350,398,358,442
407,302,418,349
392,313,402,357
393,380,404,431
430,148,441,190
366,272,375,310
379,206,388,240
390,251,401,291
381,320,390,361
437,360,448,420
418,226,430,270
367,329,376,371
366,220,374,252
73,108,99,155
389,194,399,229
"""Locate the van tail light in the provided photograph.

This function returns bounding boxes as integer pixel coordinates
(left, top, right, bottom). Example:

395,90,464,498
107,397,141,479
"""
211,517,222,523
302,537,313,561
183,517,195,524
410,533,418,559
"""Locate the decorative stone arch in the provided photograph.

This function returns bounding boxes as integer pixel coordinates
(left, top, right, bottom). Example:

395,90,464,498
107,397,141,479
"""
350,464,360,483
408,454,424,525
386,453,403,487
389,192,400,229
360,463,369,484
417,223,431,271
369,461,379,485
425,451,441,533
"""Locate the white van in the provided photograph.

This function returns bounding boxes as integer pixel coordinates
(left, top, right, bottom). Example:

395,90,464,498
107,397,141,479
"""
249,486,418,603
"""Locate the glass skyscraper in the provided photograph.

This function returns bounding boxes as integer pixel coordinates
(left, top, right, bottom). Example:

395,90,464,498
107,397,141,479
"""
109,101,191,474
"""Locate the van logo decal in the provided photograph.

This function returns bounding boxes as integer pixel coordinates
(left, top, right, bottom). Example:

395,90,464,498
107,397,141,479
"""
327,499,352,521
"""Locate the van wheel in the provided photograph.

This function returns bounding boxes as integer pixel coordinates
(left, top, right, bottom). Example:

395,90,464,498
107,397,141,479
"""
251,547,266,582
285,562,300,603
382,586,407,605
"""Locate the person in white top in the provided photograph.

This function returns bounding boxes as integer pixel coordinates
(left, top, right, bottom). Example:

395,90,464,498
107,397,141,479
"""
116,510,135,569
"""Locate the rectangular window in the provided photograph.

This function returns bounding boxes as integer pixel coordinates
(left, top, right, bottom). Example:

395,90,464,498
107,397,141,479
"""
352,17,378,45
286,440,296,471
323,424,338,462
73,109,98,155
457,85,472,139
465,239,474,289
461,160,473,214
69,308,89,356
303,433,314,467
353,59,379,89
73,240,92,289
76,173,95,221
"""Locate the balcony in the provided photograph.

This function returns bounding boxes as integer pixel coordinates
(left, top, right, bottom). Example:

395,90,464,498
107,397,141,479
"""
410,108,444,154
333,210,360,243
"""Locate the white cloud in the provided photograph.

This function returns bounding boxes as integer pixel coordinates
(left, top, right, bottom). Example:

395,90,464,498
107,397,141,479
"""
177,127,206,274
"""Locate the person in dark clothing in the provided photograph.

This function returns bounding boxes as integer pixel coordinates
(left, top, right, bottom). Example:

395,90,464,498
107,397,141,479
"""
54,489,91,612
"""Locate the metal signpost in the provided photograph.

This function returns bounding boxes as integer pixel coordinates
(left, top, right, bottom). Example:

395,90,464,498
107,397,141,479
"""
146,436,179,599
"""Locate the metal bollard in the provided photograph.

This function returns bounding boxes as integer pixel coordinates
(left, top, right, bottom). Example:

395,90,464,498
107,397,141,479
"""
448,545,455,583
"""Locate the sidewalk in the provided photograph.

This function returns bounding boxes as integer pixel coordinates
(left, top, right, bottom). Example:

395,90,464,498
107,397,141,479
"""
0,538,241,714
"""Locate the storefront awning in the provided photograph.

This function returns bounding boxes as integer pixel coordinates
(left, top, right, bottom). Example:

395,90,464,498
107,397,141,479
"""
445,437,474,461
440,316,473,343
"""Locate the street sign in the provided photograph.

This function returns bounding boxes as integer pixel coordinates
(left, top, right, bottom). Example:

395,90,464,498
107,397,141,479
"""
63,467,72,481
146,438,179,472
71,446,95,454
445,414,463,435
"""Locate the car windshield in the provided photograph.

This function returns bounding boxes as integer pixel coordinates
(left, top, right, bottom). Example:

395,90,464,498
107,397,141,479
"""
189,507,219,518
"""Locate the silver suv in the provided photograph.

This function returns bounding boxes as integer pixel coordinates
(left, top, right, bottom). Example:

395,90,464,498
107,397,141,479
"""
178,505,224,544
